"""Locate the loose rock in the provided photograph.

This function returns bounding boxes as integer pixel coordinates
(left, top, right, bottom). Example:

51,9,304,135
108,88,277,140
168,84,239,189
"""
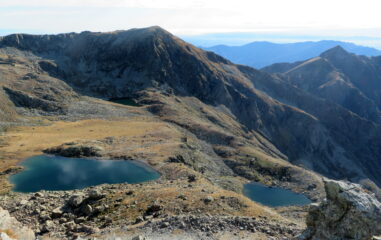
68,194,84,208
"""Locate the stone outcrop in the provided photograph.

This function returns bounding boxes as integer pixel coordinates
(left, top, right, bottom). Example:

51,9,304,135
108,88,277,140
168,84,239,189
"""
0,207,35,240
3,87,67,114
301,179,381,240
43,142,104,157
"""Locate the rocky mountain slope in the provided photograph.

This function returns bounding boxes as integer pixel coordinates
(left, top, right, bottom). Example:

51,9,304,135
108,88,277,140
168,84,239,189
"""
1,26,381,239
1,27,381,187
204,40,381,68
262,48,381,187
263,46,381,123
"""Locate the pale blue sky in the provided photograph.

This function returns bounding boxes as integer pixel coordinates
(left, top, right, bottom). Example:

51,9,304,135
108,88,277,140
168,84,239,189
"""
1,0,381,48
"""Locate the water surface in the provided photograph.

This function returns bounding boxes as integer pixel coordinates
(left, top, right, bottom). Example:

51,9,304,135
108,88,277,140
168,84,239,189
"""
10,155,160,192
243,182,311,207
110,98,141,107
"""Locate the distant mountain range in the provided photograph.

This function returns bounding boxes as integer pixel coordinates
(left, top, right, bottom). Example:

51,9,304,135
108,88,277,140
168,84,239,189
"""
203,40,381,68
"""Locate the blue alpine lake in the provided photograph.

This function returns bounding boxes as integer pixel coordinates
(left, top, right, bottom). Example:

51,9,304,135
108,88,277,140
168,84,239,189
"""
10,155,160,192
243,182,312,207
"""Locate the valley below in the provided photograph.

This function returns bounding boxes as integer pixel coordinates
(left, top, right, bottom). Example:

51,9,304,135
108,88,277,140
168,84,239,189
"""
0,112,309,239
0,106,313,239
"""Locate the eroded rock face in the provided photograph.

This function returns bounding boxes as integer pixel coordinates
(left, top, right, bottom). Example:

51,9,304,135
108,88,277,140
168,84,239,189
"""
301,180,381,240
0,207,35,240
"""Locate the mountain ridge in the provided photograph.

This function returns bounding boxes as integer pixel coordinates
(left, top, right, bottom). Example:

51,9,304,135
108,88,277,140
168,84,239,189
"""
1,27,381,188
264,46,381,123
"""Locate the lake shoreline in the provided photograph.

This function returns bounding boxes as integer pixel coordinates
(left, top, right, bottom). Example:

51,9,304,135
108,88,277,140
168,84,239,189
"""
10,155,161,193
244,182,312,207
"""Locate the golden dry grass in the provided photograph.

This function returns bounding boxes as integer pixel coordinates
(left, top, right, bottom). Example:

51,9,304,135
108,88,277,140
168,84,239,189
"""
0,117,186,193
0,117,183,169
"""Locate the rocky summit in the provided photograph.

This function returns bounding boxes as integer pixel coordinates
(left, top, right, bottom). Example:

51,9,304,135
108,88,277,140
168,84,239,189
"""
0,26,380,239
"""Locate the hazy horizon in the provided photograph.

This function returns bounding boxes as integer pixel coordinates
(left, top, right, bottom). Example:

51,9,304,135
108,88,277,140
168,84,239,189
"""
2,0,381,49
1,28,381,50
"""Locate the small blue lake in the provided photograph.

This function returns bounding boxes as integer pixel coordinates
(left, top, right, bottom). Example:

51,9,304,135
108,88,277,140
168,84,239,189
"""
10,155,160,192
243,182,311,207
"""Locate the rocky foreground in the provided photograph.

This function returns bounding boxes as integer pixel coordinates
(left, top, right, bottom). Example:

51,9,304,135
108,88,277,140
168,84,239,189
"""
301,180,381,240
0,181,302,240
1,179,380,239
0,206,35,240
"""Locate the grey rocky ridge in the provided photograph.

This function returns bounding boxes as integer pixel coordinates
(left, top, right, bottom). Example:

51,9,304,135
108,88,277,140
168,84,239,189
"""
0,26,380,239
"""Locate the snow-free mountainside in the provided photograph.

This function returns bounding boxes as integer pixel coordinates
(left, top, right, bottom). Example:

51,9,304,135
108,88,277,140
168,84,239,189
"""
0,27,380,239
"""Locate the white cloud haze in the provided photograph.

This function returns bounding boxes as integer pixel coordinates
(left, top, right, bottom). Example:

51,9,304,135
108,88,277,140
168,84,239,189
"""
1,0,381,47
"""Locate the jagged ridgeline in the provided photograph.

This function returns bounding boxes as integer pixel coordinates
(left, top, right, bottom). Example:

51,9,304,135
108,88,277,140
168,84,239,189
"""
1,26,381,188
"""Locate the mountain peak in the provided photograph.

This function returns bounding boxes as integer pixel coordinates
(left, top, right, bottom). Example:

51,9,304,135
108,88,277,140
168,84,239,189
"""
111,26,176,44
145,25,167,32
0,26,177,54
320,45,351,59
132,26,172,37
